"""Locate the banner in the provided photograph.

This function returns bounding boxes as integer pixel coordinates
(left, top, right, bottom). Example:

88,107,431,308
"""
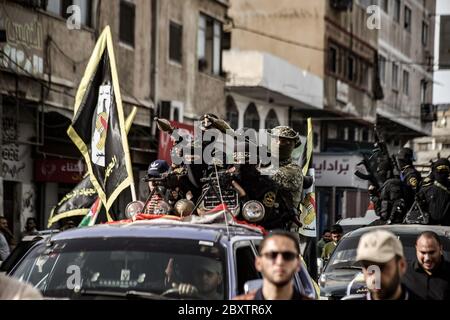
299,168,317,238
67,26,134,220
47,174,97,227
299,119,316,237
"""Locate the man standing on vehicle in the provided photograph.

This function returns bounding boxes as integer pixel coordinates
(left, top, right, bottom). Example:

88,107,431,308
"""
343,230,420,300
403,231,450,300
321,225,343,261
234,230,312,300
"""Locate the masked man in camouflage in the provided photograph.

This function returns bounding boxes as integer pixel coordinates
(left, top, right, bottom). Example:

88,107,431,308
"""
260,126,306,229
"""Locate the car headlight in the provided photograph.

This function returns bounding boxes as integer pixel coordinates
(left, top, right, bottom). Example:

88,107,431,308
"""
242,201,265,223
153,201,171,215
125,201,145,219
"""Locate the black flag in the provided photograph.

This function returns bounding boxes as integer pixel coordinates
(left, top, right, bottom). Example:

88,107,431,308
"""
67,26,134,221
47,174,97,228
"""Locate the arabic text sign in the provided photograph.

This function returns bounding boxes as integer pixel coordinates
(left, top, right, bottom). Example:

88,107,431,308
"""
312,154,368,189
35,159,85,184
0,3,44,76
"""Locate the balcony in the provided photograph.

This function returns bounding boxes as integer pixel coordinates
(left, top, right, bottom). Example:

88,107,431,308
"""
222,50,323,110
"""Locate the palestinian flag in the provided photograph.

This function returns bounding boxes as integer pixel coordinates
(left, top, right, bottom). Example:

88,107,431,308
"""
79,198,102,227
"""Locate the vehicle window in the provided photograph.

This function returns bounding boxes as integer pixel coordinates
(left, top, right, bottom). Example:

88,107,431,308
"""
235,243,259,294
1,239,40,273
10,238,227,300
325,233,450,273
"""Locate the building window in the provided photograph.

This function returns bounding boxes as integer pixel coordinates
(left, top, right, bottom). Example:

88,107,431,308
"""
47,0,61,15
46,0,92,26
421,79,428,103
394,0,400,23
378,55,386,84
328,123,337,139
347,56,355,82
337,126,347,140
380,0,389,13
329,45,338,74
442,143,450,150
197,13,223,76
243,103,260,130
119,1,135,47
392,63,399,90
362,128,369,141
418,142,431,151
403,70,409,96
265,109,280,129
404,6,412,32
422,21,429,46
226,96,239,129
348,127,355,142
169,21,183,63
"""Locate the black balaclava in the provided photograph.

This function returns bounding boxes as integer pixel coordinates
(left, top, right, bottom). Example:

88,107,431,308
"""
432,158,450,186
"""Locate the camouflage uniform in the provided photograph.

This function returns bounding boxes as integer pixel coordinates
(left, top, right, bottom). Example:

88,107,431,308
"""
260,126,304,228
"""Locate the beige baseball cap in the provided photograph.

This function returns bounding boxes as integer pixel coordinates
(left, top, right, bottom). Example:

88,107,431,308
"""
356,230,404,264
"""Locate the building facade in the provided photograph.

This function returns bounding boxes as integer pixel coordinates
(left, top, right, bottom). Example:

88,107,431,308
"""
0,0,228,235
224,0,436,230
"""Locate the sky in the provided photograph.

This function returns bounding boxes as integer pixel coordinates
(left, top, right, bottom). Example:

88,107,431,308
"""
434,0,450,104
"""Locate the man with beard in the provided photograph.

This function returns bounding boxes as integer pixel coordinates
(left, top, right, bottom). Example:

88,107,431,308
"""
403,232,450,300
234,230,312,300
317,229,332,258
343,230,421,300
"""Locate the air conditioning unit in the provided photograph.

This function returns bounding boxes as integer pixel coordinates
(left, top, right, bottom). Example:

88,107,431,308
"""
330,0,353,11
158,100,184,123
13,0,48,10
421,103,438,123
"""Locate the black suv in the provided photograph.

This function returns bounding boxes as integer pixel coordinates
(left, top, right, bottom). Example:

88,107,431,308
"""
7,221,318,300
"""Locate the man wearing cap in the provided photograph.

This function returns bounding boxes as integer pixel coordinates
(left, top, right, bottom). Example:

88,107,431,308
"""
403,231,450,300
173,258,223,300
143,160,172,214
343,230,420,300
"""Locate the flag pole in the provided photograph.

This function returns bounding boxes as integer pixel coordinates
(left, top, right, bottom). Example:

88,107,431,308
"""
125,107,138,202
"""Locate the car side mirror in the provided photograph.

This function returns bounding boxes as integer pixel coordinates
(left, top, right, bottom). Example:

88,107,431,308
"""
243,279,263,294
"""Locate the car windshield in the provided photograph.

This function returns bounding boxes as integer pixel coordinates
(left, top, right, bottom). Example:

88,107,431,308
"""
325,233,450,273
10,238,226,300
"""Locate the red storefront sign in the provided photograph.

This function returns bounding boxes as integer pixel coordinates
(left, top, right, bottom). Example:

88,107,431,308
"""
35,159,85,184
157,121,195,165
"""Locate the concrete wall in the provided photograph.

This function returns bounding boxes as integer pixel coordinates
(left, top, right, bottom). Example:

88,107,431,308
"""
157,0,227,120
378,0,436,133
324,2,379,122
228,0,326,79
1,0,152,126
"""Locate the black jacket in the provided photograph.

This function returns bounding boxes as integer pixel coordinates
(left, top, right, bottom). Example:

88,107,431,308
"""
402,259,450,300
342,285,422,300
